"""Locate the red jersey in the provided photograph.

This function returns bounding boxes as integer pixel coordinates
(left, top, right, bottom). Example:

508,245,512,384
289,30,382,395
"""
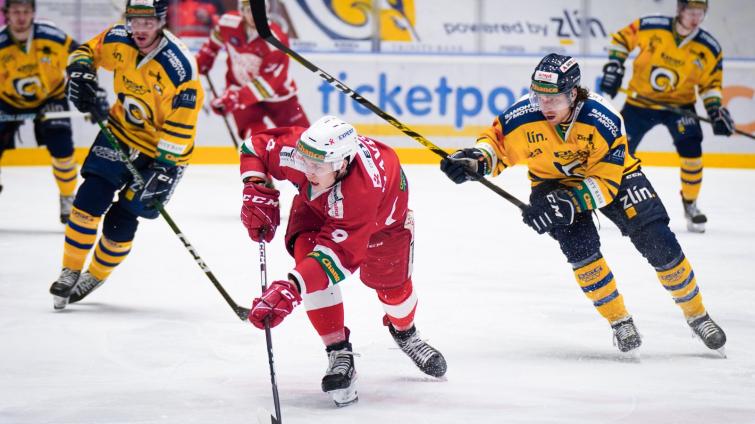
200,12,297,103
239,127,410,290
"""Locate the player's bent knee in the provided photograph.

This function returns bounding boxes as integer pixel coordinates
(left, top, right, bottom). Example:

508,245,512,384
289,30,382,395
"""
629,220,682,268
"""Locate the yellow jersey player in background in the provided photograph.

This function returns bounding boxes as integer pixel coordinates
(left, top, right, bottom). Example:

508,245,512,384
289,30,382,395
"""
0,0,105,223
48,0,204,310
441,53,726,355
600,0,734,233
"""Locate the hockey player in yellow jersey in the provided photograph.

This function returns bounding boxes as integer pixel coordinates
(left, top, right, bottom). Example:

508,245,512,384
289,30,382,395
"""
441,53,726,355
600,0,733,233
49,0,204,310
0,0,104,222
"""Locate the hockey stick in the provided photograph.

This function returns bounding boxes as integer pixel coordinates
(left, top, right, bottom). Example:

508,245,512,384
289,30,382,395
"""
94,120,251,321
0,110,91,122
257,236,282,424
205,75,241,148
620,88,755,140
250,1,527,211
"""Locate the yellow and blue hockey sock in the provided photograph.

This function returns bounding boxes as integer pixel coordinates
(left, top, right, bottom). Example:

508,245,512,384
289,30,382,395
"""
62,206,101,271
656,254,706,319
51,155,77,197
573,254,630,323
680,157,703,201
87,236,133,282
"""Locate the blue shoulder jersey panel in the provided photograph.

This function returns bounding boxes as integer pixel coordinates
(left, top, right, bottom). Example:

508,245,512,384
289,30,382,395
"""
694,28,722,57
33,21,68,45
638,15,673,33
103,25,133,47
155,41,195,87
0,27,12,50
501,97,543,136
577,97,623,148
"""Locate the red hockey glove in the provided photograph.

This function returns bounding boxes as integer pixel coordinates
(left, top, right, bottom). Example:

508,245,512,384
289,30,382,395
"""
210,85,256,115
248,280,302,329
195,44,217,75
240,182,280,242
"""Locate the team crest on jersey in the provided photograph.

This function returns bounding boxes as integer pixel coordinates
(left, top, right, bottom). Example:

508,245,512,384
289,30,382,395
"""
13,76,41,101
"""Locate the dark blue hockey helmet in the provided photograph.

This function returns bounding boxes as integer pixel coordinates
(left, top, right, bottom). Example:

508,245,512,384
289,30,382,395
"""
3,0,36,11
678,0,708,11
530,53,581,95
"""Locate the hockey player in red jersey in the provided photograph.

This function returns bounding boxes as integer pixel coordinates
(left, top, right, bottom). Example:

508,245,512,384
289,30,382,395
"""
196,0,309,139
239,115,447,406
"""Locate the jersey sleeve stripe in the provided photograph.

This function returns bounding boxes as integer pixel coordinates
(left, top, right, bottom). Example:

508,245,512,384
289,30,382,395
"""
163,128,193,139
165,120,194,130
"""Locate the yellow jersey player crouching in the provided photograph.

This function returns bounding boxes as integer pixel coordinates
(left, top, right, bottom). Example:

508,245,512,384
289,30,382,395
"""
441,53,726,355
0,0,107,222
48,0,204,310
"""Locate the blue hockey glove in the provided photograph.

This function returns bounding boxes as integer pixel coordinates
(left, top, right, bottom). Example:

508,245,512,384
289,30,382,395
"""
707,106,735,136
440,148,489,184
119,163,183,219
140,163,180,206
66,62,104,120
600,60,624,99
522,189,579,234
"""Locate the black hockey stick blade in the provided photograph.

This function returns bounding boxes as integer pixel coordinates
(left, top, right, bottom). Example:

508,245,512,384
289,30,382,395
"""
250,1,528,211
256,407,279,424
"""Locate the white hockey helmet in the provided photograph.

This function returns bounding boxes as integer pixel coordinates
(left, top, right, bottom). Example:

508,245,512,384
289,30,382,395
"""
296,116,358,172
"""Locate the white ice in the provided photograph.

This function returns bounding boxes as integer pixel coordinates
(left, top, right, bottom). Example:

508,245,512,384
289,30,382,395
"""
1,164,754,424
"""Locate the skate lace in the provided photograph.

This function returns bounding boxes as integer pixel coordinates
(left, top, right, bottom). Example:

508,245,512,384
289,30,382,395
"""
326,349,358,376
614,322,637,341
59,196,74,214
58,268,80,288
695,319,720,340
400,333,438,365
73,274,100,294
683,201,702,217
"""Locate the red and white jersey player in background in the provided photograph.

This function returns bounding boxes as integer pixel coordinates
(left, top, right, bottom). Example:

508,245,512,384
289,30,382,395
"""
238,116,447,407
196,0,309,139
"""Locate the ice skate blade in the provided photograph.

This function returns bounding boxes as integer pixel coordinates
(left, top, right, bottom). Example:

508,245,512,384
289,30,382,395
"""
686,221,705,233
715,346,727,359
52,295,69,310
328,383,358,408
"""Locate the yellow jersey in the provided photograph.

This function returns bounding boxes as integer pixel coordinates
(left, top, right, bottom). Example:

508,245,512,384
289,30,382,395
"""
476,93,641,212
69,24,204,165
608,15,723,109
0,20,74,110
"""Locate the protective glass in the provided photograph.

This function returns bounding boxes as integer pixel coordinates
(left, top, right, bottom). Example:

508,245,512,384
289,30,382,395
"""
127,17,160,31
529,89,573,111
292,149,340,176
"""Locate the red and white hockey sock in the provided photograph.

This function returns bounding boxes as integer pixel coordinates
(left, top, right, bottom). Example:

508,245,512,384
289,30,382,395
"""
303,285,346,346
377,279,417,331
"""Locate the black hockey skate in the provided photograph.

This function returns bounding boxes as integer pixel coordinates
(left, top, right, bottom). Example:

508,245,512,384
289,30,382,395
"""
388,322,447,378
682,196,707,233
59,195,74,224
69,272,105,304
610,316,642,353
49,268,81,310
322,332,358,407
687,313,726,355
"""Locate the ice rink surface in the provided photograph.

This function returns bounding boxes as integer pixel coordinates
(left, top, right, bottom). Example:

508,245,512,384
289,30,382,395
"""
1,163,754,424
